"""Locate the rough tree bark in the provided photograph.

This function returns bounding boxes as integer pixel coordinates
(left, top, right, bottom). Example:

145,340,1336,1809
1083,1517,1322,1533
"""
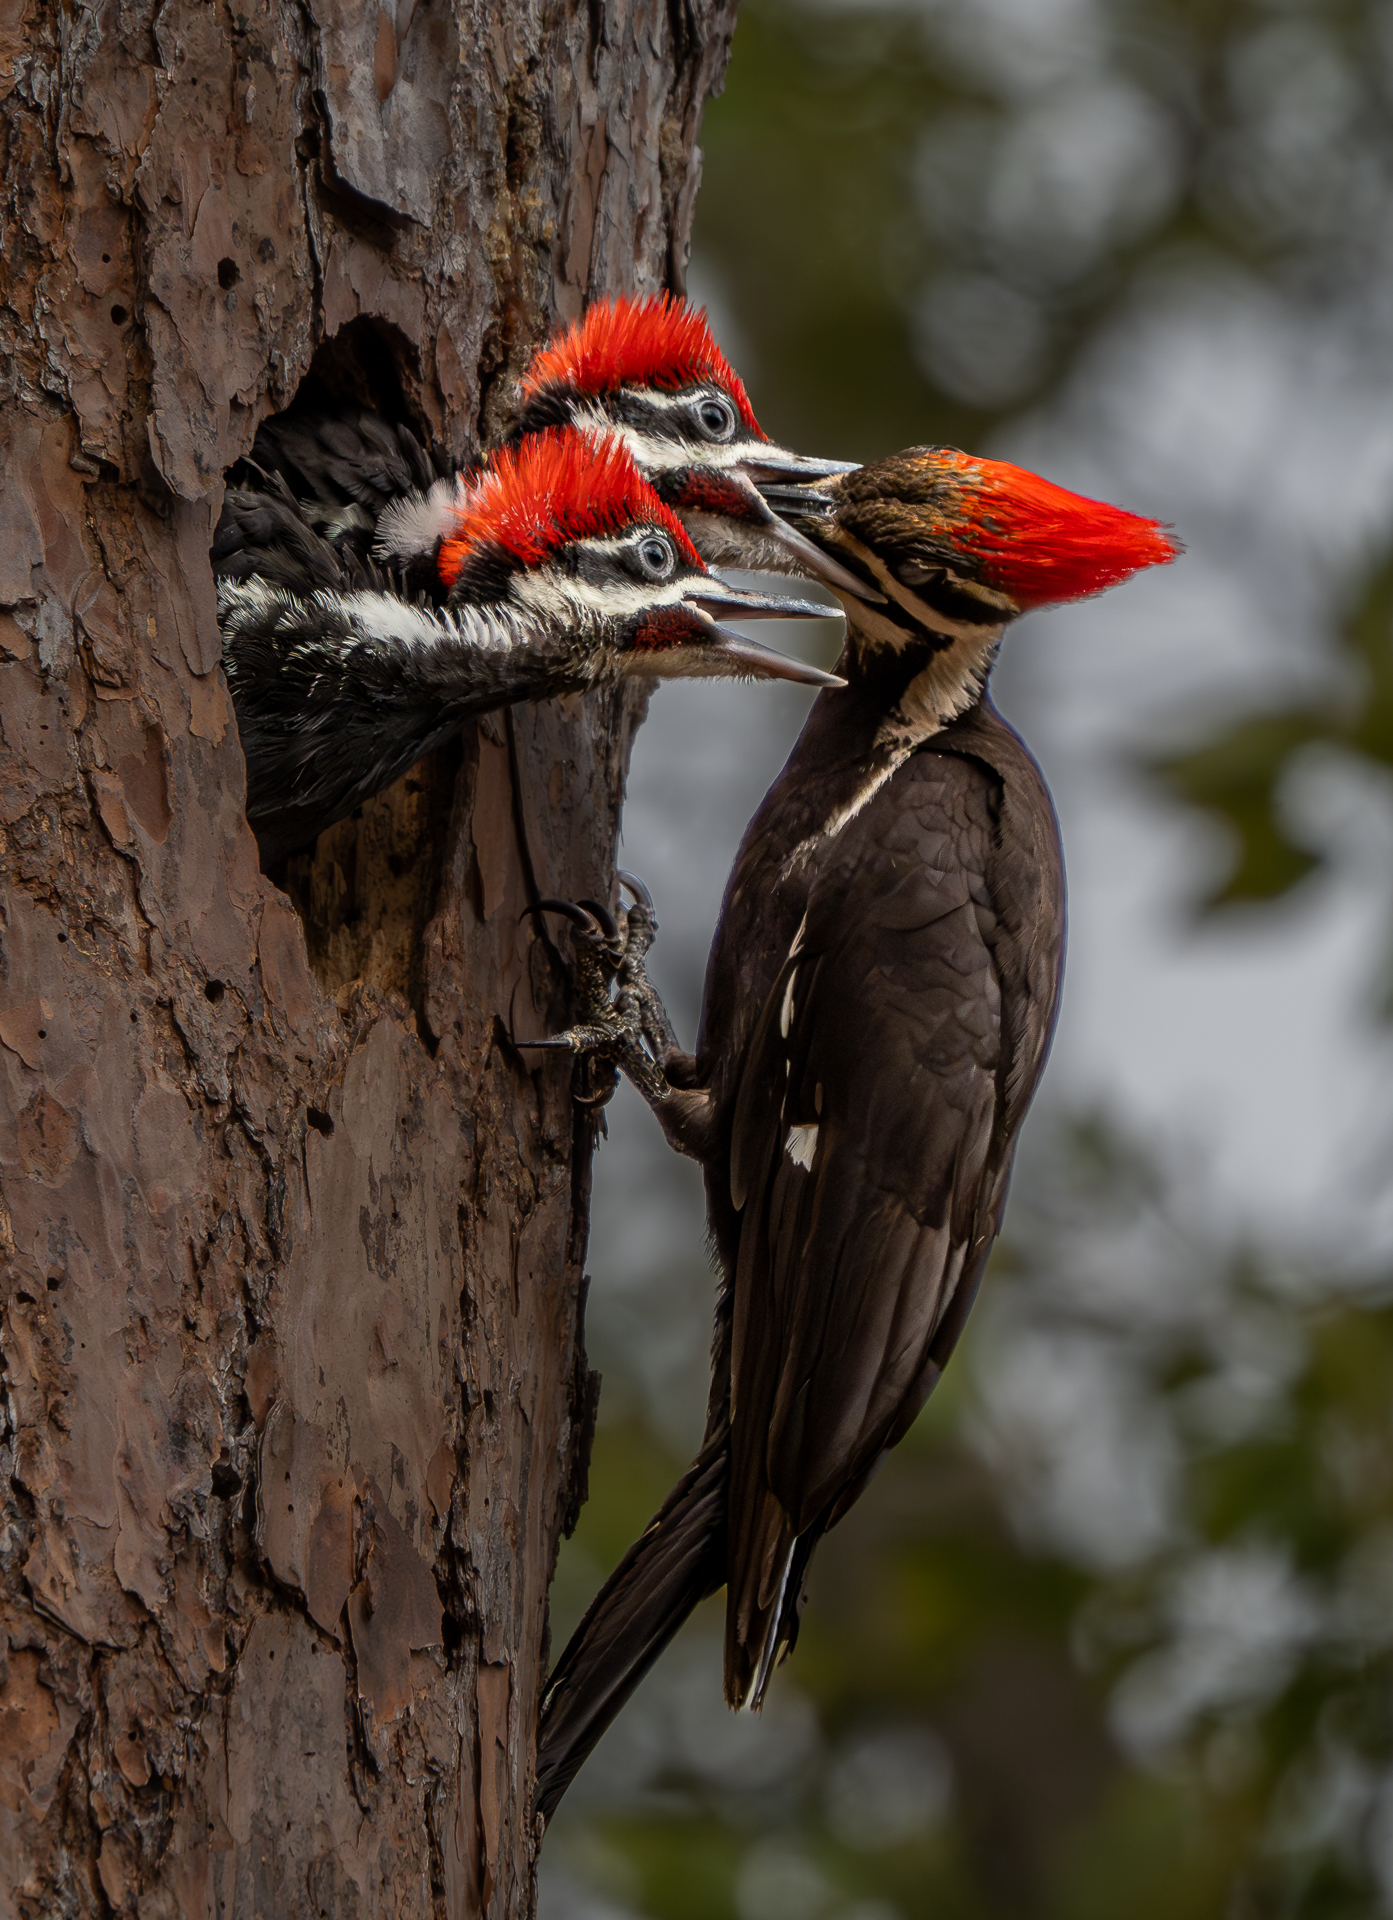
0,0,736,1910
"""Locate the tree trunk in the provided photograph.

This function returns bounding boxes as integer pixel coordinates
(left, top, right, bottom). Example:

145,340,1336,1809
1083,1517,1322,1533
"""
0,0,735,1910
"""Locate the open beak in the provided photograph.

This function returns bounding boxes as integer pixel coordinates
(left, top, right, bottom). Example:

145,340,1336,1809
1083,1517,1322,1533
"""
742,476,885,601
752,509,879,601
675,581,846,688
685,581,838,623
713,467,879,601
755,479,840,519
696,623,846,687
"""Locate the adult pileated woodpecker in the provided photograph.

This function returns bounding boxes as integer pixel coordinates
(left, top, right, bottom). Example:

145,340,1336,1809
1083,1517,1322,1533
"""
219,430,839,865
531,445,1177,1822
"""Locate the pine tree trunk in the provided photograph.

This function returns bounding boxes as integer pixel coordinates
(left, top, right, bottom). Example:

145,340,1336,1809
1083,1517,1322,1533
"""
0,0,734,1910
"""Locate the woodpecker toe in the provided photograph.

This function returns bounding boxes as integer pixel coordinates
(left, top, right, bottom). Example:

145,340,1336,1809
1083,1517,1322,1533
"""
529,898,607,936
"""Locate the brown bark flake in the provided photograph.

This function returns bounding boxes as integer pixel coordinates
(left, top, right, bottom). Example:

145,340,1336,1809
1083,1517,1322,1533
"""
0,0,737,1910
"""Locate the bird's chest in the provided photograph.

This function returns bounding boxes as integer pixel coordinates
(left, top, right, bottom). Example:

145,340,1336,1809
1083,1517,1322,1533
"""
705,746,992,1088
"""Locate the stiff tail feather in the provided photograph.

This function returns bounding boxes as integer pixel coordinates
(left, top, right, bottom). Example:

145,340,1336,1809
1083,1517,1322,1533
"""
534,1439,728,1827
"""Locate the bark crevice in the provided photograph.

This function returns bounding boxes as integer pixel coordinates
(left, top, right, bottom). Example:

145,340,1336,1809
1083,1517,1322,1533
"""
1,0,738,1907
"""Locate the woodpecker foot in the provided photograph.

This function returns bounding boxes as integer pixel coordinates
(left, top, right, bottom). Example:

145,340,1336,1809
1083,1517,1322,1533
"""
522,879,675,1106
612,871,680,1061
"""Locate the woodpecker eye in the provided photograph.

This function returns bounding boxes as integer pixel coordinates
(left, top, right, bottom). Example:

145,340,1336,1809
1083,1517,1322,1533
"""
636,534,676,579
696,396,735,442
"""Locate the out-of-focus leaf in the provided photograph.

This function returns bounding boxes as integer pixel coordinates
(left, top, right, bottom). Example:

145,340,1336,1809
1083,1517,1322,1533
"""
1345,551,1393,768
1151,547,1393,913
1151,710,1331,906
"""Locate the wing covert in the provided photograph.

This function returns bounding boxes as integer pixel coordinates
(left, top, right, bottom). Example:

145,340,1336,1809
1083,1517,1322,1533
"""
726,745,1040,1546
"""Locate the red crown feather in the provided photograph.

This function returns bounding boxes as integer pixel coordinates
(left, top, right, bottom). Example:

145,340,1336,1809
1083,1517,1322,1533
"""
931,452,1177,607
520,294,765,438
438,429,704,586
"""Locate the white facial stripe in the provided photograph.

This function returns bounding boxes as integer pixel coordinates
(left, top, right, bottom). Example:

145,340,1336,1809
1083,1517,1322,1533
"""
571,399,748,475
769,612,999,874
615,382,744,429
615,384,716,414
509,567,697,623
313,590,509,652
819,528,1008,759
572,530,672,562
829,527,1012,650
218,579,527,654
877,631,1002,753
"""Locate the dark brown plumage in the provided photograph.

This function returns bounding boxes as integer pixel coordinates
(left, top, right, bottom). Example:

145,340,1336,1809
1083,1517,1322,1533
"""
534,445,1175,1820
709,690,1064,1700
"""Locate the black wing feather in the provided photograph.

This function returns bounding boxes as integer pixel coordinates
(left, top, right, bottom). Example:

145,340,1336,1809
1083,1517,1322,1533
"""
724,737,1060,1701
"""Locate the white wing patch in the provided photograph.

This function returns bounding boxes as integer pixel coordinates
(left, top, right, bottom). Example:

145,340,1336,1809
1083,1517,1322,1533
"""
785,1123,818,1170
779,970,797,1040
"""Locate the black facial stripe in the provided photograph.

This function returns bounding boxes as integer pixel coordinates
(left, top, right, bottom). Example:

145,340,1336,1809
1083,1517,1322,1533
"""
569,532,680,591
604,392,699,444
514,388,577,436
853,629,957,705
571,543,617,591
522,381,760,452
835,503,1007,626
445,540,521,606
899,565,1006,628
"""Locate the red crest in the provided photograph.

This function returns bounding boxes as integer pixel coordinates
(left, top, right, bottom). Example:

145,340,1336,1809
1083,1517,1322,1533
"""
930,452,1178,607
520,294,765,439
439,429,704,586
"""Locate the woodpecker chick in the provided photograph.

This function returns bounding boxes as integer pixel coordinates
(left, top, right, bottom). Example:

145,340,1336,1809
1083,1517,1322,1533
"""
512,294,867,593
242,296,868,598
531,447,1177,1820
220,430,841,865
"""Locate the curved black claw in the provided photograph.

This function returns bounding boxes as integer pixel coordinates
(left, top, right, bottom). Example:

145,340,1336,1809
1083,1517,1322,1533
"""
528,898,605,933
520,888,669,1104
576,897,621,942
617,870,655,914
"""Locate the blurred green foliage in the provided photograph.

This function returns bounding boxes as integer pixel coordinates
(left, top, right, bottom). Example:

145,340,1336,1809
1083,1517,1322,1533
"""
695,0,1393,459
1155,551,1393,930
543,0,1393,1913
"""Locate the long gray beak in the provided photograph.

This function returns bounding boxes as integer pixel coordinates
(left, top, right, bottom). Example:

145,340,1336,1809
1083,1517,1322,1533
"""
738,446,861,482
703,629,846,686
686,582,840,622
756,480,840,518
756,514,880,601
